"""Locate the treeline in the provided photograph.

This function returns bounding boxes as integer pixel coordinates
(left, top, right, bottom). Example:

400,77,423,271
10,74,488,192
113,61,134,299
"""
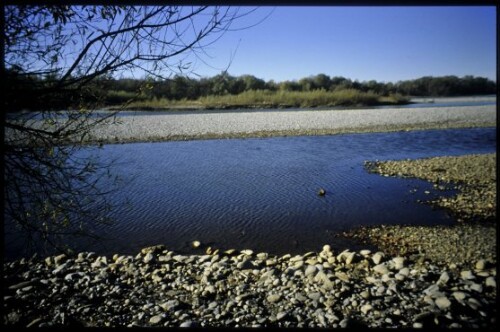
100,73,496,105
5,68,496,111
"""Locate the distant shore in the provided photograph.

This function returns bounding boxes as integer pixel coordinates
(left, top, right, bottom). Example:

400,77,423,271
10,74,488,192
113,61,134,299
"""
81,104,496,145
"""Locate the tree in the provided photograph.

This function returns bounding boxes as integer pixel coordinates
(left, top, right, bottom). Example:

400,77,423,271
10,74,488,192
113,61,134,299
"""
3,5,262,256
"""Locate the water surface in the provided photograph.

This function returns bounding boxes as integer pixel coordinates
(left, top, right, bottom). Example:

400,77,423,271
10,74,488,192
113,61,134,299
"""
4,127,496,259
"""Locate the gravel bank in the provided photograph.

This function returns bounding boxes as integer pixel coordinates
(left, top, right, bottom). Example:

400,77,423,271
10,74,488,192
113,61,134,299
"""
3,244,496,328
85,105,496,144
365,153,496,222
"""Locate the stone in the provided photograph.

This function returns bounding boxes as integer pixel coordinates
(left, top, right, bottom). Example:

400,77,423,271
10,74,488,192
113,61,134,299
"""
452,291,467,302
360,304,373,315
470,283,483,293
44,257,53,266
143,253,154,264
345,252,356,265
360,249,371,256
334,271,350,283
315,270,334,290
267,294,281,303
392,257,405,270
373,264,389,275
8,281,33,290
149,314,164,325
54,254,67,265
438,271,450,284
475,259,486,270
191,241,201,248
399,267,410,277
160,300,180,311
180,321,197,328
304,265,317,277
276,311,288,320
52,262,69,275
460,270,475,280
372,252,384,265
241,249,254,256
413,322,423,328
360,290,370,299
322,245,331,253
435,297,451,310
485,276,496,288
308,292,322,301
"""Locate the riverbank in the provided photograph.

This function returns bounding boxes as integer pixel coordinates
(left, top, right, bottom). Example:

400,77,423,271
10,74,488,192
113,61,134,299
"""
82,105,495,145
3,238,496,328
3,151,497,328
365,153,496,222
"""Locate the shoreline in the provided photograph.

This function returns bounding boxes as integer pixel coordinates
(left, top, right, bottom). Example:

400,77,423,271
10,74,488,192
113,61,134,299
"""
4,105,497,327
4,152,497,327
84,104,495,145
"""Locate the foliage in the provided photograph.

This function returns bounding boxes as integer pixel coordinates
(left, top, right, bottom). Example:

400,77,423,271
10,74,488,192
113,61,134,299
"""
3,5,255,256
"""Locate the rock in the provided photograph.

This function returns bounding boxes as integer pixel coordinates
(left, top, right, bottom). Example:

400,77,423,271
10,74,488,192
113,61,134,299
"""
467,298,481,310
26,317,43,328
304,265,317,277
360,249,371,256
241,249,254,256
143,252,154,264
372,252,384,265
452,291,467,302
180,321,197,328
160,300,179,311
373,264,389,275
8,281,33,290
485,276,496,288
345,252,356,265
315,270,334,290
308,292,322,301
460,270,475,280
360,290,370,299
149,314,164,325
475,259,486,270
392,257,405,269
470,283,483,293
360,304,373,315
276,311,288,320
52,262,69,275
438,271,450,284
413,322,423,328
399,267,410,277
267,294,281,303
44,257,53,266
435,297,451,310
334,271,350,283
54,254,67,265
191,241,201,248
322,245,331,253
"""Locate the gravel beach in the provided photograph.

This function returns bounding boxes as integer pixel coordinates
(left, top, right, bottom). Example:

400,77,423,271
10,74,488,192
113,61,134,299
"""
85,104,496,144
4,104,497,327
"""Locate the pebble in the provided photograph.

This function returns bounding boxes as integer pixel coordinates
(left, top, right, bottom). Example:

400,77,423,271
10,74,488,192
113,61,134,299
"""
304,265,317,277
373,264,389,275
475,260,486,271
266,294,281,303
460,270,475,280
435,297,451,310
149,315,164,325
360,304,373,314
372,252,384,265
485,277,496,288
2,242,496,329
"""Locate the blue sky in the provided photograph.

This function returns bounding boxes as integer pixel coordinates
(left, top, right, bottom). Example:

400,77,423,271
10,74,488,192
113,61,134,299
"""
189,6,496,83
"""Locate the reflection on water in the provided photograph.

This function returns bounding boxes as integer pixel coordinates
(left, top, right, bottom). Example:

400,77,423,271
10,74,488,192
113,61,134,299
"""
4,127,496,259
